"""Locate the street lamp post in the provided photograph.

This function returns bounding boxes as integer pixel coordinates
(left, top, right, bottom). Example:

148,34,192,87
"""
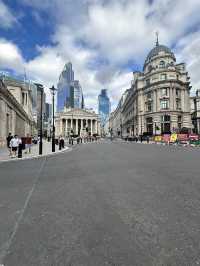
50,85,57,152
35,83,44,155
39,87,43,155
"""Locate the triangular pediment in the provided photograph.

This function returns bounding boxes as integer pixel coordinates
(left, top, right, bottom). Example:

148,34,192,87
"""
58,108,98,117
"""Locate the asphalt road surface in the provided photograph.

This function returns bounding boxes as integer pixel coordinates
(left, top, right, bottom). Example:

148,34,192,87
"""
0,141,200,266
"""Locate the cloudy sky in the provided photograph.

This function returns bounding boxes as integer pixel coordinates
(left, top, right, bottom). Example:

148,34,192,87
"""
0,0,200,111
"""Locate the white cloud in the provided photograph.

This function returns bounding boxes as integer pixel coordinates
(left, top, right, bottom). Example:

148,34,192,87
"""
0,0,17,28
0,39,24,70
175,31,200,93
1,0,200,110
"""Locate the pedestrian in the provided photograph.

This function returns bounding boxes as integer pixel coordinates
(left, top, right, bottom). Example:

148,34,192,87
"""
10,135,21,158
25,134,32,154
147,136,150,144
61,136,65,148
6,132,13,156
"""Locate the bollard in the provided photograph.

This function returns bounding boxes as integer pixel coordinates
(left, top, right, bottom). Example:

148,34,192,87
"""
18,143,23,158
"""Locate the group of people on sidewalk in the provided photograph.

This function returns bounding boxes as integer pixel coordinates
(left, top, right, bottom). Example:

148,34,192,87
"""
6,133,22,158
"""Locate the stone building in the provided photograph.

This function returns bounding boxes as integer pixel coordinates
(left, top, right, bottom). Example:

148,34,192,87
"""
190,90,200,134
109,89,130,136
0,80,35,146
55,108,101,137
111,39,192,136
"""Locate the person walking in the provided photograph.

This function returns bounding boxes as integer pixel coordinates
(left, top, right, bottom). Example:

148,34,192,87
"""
6,132,13,156
10,135,21,158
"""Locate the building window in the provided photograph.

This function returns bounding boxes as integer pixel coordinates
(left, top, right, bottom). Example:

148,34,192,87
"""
178,116,182,130
176,99,181,110
161,115,171,133
176,88,180,97
159,61,165,68
148,65,152,72
147,92,152,99
146,79,150,86
146,117,153,135
22,92,25,105
161,88,167,96
147,102,152,112
160,99,169,109
160,74,167,80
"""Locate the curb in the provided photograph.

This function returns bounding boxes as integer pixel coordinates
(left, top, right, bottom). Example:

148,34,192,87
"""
0,146,71,164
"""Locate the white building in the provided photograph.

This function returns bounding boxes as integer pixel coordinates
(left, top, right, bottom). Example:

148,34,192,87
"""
110,39,192,136
55,108,101,137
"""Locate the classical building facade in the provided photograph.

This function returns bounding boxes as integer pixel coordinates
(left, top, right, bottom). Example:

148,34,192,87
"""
110,40,192,136
190,90,200,134
0,80,35,146
55,108,100,137
109,90,129,136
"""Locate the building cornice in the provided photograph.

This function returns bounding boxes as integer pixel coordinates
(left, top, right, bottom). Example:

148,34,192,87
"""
0,80,32,122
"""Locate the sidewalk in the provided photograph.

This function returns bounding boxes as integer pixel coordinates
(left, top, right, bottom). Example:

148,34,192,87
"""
0,141,69,162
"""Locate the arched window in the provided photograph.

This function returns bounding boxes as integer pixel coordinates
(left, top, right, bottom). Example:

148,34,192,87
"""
148,65,152,72
159,60,165,68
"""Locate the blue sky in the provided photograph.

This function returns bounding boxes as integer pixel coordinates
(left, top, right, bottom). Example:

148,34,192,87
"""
0,0,200,110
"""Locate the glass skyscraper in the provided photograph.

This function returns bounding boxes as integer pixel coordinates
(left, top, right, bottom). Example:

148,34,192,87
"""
70,80,84,109
98,89,111,127
57,62,84,111
57,62,73,111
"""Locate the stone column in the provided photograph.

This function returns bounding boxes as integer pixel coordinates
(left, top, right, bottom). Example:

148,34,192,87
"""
65,119,68,137
70,118,73,130
91,120,93,135
181,89,185,111
157,89,160,111
173,88,176,110
153,89,157,112
59,118,63,135
170,87,173,110
95,120,98,133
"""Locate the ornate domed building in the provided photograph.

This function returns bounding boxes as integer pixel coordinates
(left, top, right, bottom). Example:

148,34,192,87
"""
120,38,192,136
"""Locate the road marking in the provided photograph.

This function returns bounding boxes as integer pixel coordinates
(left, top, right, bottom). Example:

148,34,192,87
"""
0,157,47,264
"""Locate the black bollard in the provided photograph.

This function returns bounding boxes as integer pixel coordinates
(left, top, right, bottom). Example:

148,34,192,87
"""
18,143,23,158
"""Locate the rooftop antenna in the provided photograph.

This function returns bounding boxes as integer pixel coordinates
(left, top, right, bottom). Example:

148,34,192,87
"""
156,31,159,46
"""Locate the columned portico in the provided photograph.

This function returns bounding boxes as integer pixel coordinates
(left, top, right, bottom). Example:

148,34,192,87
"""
55,108,100,137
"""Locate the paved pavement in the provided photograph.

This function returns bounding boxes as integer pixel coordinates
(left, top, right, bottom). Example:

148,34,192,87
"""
0,141,67,162
0,140,200,265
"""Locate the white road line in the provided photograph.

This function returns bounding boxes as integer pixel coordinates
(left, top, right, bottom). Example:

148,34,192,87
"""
0,157,47,264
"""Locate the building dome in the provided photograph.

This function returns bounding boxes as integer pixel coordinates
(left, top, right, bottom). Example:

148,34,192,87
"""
144,44,176,67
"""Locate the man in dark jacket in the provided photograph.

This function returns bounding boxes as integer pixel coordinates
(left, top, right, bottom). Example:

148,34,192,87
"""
6,132,13,156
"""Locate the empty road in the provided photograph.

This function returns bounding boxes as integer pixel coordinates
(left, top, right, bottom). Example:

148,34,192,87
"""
0,141,200,266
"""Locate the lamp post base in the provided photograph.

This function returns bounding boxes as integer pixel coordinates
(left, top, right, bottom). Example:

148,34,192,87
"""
52,138,55,152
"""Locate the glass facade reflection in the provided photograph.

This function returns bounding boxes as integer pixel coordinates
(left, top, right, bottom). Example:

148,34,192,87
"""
98,89,110,126
57,62,84,111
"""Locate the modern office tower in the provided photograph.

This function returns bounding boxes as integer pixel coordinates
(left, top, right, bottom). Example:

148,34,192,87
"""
57,62,74,112
57,62,84,111
69,80,84,109
45,103,52,122
98,89,111,127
